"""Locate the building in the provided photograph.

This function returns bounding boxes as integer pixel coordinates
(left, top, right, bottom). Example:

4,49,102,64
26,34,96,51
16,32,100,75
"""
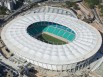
1,6,102,76
48,0,82,2
0,0,17,10
25,0,82,3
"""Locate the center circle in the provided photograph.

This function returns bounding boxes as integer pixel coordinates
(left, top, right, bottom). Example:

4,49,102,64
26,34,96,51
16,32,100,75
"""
27,21,76,45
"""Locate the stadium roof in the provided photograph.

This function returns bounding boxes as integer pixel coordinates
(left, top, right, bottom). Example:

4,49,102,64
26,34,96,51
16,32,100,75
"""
26,6,77,18
1,13,102,67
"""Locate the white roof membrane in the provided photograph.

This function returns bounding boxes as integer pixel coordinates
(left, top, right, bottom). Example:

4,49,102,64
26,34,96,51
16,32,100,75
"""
1,13,102,70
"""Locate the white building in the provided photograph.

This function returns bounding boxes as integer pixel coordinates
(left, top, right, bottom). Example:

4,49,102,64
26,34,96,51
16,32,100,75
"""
1,6,102,77
0,0,17,10
48,0,82,2
1,6,102,70
25,0,82,3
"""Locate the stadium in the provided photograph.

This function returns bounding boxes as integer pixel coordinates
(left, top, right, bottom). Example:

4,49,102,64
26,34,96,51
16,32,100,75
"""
1,6,102,75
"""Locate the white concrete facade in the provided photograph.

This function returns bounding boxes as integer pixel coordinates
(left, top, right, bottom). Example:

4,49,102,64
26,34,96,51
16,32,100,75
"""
48,0,82,2
0,0,16,10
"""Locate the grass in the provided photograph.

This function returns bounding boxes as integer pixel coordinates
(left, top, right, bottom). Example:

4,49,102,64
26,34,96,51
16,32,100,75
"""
37,33,67,45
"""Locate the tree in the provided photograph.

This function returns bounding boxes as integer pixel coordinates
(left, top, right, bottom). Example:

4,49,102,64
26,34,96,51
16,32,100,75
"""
65,1,75,8
98,4,103,9
100,7,103,15
73,4,80,10
84,0,101,8
0,6,8,15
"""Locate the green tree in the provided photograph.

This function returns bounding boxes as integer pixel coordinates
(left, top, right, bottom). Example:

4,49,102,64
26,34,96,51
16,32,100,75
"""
0,6,7,15
73,4,80,10
100,7,103,14
84,0,101,8
65,1,75,8
98,4,103,9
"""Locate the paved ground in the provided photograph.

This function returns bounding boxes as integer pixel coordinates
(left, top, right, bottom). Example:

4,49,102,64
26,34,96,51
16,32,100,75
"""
95,62,103,77
0,62,18,77
90,20,103,33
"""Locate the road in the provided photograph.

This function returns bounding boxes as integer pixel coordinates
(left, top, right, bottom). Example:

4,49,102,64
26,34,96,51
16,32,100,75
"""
4,4,29,22
0,61,19,77
79,4,103,33
92,8,103,25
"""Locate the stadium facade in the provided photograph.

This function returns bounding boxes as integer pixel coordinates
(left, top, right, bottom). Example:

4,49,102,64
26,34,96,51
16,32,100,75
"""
1,6,102,74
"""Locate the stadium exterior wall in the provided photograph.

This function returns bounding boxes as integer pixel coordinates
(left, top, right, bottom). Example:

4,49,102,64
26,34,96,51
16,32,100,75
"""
12,52,94,71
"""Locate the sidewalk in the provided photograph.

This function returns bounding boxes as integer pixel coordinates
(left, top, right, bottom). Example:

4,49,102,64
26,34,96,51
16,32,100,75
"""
0,53,19,70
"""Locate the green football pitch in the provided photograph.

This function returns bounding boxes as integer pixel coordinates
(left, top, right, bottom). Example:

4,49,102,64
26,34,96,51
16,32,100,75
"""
37,33,67,45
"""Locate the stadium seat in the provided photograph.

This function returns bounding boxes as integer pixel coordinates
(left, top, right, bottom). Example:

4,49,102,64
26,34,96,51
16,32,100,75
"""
57,30,65,36
27,21,75,42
